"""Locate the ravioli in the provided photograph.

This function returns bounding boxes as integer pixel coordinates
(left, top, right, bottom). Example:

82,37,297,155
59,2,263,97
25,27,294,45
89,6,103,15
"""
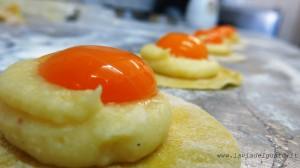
140,44,242,89
0,45,240,168
0,94,241,168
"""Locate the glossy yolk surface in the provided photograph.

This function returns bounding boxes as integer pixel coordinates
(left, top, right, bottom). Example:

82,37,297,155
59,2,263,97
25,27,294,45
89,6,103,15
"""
214,25,236,38
156,32,208,60
194,30,223,44
39,46,157,104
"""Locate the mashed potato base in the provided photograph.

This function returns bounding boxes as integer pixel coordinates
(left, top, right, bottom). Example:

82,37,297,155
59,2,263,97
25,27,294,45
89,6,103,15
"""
0,59,171,167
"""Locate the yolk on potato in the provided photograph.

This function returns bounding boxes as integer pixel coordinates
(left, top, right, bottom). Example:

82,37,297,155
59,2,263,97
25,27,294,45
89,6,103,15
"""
156,32,208,60
39,46,157,104
194,30,224,44
214,25,236,38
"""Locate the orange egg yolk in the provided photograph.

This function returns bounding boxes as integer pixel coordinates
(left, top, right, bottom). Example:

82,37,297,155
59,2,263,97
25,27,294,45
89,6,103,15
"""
215,25,236,38
156,32,208,60
39,46,157,104
194,30,223,44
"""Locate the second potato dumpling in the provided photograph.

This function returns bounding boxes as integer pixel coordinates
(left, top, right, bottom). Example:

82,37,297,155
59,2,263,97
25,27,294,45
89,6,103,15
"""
140,32,242,89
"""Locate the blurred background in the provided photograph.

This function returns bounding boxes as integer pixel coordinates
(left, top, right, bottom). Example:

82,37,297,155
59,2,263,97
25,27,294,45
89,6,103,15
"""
0,0,299,47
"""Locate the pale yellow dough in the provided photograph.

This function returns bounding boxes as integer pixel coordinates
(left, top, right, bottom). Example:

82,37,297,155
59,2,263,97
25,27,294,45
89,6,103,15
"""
155,68,242,89
0,94,241,168
0,59,172,167
140,44,242,89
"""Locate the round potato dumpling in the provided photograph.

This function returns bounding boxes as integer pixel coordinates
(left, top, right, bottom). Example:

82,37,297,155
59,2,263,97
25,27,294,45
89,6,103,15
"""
140,44,221,79
0,52,172,167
